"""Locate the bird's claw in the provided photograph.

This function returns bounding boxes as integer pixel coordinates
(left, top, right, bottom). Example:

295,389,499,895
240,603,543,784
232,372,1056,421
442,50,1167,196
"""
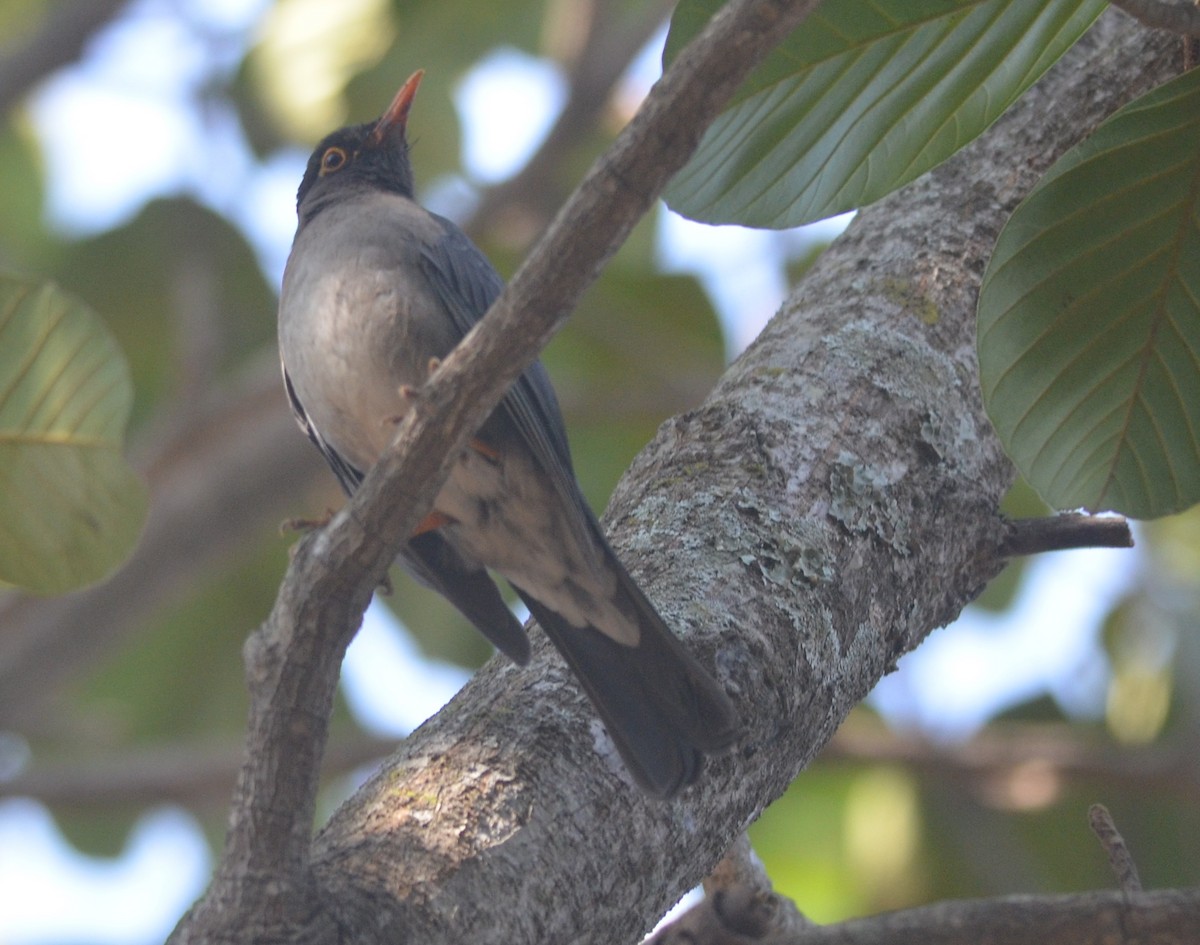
280,509,336,535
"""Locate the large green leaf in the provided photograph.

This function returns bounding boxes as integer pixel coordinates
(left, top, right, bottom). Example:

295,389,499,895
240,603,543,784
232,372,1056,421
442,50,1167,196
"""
0,276,147,593
663,0,1104,228
56,198,279,430
978,67,1200,519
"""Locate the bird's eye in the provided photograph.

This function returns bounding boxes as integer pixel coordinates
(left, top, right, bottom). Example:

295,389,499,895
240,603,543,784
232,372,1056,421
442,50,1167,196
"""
320,146,348,174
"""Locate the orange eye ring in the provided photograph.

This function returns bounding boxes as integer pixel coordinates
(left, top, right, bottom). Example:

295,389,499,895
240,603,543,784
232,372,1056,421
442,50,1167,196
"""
320,146,348,174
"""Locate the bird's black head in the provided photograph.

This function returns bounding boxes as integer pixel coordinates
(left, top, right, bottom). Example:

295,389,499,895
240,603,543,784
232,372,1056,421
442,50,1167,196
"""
295,70,424,225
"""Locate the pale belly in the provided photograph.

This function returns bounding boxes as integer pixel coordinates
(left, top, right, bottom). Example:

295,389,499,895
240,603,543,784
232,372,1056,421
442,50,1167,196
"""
436,441,634,643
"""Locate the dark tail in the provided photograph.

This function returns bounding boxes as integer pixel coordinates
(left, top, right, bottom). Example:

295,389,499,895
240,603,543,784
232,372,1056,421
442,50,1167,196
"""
515,556,738,798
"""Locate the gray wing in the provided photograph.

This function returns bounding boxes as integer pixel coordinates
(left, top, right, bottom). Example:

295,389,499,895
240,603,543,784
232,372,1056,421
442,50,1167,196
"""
419,215,585,523
282,361,530,665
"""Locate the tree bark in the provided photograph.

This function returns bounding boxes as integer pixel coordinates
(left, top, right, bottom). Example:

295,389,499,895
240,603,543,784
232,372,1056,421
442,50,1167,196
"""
176,8,1183,945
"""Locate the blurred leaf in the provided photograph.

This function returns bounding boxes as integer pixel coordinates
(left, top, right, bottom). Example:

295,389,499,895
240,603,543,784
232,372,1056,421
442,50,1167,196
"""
0,0,48,46
52,808,139,860
74,536,291,743
248,0,398,142
384,570,498,669
240,0,546,166
0,118,50,268
0,276,147,593
664,0,1104,228
549,264,725,502
1100,594,1175,745
993,694,1071,725
971,559,1022,614
1141,503,1200,583
978,67,1200,519
54,198,277,429
749,766,875,922
844,767,925,908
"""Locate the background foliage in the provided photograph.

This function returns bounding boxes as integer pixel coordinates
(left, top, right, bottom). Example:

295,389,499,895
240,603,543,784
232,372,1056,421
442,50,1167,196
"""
0,0,1197,940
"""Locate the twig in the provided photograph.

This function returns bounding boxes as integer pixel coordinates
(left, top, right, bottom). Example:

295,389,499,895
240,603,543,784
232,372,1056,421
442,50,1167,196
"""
1089,803,1144,894
1110,0,1200,36
1002,514,1133,556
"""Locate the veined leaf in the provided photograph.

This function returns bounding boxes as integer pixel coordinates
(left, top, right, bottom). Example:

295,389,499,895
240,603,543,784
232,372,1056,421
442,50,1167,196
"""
664,0,1104,228
0,276,147,593
978,67,1200,519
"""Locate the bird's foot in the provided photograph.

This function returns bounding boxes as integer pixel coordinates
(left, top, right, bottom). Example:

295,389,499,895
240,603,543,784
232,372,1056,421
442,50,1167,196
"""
280,509,336,563
280,509,336,534
394,358,443,406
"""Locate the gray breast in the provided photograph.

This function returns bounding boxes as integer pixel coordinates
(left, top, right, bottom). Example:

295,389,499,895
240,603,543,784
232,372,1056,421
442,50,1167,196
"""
278,193,459,472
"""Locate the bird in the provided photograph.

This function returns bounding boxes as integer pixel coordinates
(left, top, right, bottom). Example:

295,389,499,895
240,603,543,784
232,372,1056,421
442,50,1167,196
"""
277,70,738,798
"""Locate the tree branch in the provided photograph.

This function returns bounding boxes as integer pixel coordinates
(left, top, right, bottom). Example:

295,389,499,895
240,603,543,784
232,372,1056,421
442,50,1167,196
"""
0,732,391,812
823,720,1200,802
655,886,1200,945
656,809,1180,943
1089,803,1144,895
1002,514,1134,556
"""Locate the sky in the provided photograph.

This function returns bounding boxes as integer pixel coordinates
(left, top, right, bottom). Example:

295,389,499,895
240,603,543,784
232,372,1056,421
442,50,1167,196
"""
0,1,1139,942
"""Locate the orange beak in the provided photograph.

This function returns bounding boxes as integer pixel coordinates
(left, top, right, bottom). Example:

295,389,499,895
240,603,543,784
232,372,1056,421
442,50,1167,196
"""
367,69,424,147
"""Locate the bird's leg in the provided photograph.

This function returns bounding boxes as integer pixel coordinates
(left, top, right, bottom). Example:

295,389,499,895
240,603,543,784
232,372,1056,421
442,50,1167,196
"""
393,356,444,411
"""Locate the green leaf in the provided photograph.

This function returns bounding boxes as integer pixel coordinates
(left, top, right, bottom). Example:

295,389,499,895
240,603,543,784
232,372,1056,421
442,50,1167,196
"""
663,0,1104,228
978,67,1200,518
0,276,147,593
55,198,279,430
